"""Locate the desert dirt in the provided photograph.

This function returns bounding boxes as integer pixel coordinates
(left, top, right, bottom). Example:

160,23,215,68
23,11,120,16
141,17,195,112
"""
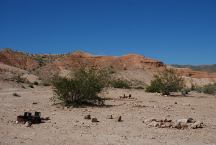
0,81,216,145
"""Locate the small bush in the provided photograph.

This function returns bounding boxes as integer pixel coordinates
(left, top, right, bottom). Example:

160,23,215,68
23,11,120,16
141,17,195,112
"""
134,86,144,89
202,84,216,95
52,67,110,106
146,69,185,95
110,79,131,89
192,83,216,95
145,78,163,93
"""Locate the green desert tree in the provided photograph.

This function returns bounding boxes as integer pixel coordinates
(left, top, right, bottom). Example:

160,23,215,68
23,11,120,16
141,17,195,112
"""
52,67,110,106
146,68,185,95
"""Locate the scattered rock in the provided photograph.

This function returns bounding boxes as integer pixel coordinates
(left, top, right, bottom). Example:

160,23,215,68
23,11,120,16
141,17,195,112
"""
84,115,91,120
176,119,188,124
13,93,21,97
161,122,173,128
91,118,99,123
117,116,122,122
173,121,188,129
148,121,160,127
25,121,32,127
183,103,191,106
190,121,204,129
106,115,113,119
144,118,204,130
144,118,157,124
187,118,195,123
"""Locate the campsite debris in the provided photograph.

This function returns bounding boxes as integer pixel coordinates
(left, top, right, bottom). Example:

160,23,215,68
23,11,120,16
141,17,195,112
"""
16,112,49,126
144,118,204,129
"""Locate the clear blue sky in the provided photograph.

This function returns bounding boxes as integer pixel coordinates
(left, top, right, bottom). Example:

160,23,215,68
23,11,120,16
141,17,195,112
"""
0,0,215,65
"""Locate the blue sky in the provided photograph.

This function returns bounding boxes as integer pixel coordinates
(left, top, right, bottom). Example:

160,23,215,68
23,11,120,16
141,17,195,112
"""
0,0,215,65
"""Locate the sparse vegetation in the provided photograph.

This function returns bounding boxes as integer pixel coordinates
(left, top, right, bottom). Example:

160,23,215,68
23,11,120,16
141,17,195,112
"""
193,83,216,95
134,86,144,89
110,79,131,89
203,84,216,95
52,67,110,106
146,69,185,95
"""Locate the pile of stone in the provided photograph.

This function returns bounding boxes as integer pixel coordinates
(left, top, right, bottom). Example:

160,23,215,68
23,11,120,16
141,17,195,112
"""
143,118,204,129
119,94,132,99
84,114,122,123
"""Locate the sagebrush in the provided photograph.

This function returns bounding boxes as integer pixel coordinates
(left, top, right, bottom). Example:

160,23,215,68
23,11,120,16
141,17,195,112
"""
110,79,131,89
52,67,110,106
146,69,185,95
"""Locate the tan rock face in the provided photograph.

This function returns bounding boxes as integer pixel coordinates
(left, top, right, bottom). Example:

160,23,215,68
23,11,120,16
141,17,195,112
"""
1,49,216,83
53,52,165,71
0,49,39,71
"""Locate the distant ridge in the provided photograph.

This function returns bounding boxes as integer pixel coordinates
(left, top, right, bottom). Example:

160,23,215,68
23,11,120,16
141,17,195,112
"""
172,64,216,73
0,48,216,83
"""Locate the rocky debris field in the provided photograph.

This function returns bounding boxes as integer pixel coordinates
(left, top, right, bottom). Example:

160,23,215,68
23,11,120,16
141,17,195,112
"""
0,83,216,145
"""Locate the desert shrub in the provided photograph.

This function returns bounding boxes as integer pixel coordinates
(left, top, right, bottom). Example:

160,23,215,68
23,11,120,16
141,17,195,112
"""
146,69,185,95
134,86,144,89
145,78,163,93
52,67,110,106
201,83,216,95
110,79,131,89
192,83,216,95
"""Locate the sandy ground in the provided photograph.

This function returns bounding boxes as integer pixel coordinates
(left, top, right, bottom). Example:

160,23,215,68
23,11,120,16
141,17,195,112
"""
0,82,216,145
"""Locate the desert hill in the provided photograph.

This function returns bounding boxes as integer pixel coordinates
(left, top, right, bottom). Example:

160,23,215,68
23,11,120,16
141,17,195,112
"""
0,48,216,85
172,64,216,73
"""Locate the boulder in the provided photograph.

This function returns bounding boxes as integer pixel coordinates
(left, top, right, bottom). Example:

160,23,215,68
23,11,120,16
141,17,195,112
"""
148,121,160,127
117,116,122,122
91,118,99,123
84,115,91,120
190,121,204,129
25,121,32,127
